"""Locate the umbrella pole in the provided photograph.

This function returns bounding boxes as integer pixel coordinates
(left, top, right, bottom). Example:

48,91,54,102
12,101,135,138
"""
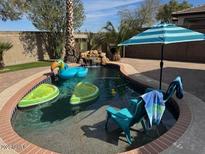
159,44,164,90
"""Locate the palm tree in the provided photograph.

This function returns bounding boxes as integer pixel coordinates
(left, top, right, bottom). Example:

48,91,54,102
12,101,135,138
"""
92,21,140,61
101,22,121,61
64,0,79,63
0,42,13,68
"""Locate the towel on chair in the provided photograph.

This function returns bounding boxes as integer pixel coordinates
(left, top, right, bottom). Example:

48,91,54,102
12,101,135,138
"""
141,90,165,127
166,76,184,99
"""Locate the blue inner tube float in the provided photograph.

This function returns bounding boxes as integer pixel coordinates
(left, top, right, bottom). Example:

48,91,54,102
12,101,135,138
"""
51,60,88,79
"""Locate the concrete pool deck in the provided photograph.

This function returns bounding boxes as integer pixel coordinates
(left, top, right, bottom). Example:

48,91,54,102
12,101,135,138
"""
0,59,204,153
120,58,205,154
0,68,52,154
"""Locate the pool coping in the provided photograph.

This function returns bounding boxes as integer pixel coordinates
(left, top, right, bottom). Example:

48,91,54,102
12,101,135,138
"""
0,62,192,154
109,62,192,154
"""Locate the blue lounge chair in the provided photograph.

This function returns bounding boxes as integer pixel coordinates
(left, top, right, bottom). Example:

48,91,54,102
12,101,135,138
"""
105,98,146,144
105,76,183,144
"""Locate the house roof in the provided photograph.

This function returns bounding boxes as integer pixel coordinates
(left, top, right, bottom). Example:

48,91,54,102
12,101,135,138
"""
172,5,205,16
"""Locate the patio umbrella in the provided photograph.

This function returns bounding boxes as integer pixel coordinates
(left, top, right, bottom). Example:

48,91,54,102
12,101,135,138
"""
118,23,205,89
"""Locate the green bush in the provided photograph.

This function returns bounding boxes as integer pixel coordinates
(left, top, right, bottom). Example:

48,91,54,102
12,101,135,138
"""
0,42,13,68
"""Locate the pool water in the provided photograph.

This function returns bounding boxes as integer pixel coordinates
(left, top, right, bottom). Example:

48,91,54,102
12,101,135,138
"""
12,66,176,153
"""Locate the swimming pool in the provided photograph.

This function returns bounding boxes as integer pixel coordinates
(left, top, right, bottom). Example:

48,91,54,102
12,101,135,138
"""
12,66,176,153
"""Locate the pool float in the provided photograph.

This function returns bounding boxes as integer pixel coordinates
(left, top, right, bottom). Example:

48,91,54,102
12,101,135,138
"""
70,82,99,105
18,83,59,108
51,60,88,79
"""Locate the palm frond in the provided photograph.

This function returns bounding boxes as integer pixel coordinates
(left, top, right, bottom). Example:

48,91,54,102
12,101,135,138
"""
0,42,13,54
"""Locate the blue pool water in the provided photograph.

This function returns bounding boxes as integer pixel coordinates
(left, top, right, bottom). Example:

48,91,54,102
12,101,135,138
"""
12,66,176,153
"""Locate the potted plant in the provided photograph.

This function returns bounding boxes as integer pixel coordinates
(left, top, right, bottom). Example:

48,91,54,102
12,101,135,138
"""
109,45,121,61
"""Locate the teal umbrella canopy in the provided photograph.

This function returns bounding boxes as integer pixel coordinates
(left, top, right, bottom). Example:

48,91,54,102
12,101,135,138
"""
118,23,205,46
119,23,205,89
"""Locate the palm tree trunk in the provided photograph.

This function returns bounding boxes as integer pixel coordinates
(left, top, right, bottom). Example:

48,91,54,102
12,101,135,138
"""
0,54,5,68
64,0,79,63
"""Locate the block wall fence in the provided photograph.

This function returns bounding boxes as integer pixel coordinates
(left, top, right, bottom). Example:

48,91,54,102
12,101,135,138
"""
124,41,205,63
0,32,88,66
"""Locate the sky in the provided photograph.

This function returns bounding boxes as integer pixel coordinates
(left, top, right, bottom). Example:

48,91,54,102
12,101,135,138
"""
0,0,204,32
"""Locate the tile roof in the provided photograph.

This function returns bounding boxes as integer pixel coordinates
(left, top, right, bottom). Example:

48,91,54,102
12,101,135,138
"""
172,5,205,15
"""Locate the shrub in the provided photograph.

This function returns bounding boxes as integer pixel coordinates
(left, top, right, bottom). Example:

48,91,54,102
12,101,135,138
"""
0,42,13,68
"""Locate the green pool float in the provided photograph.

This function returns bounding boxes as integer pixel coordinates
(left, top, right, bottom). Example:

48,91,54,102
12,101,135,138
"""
70,82,99,105
18,83,59,108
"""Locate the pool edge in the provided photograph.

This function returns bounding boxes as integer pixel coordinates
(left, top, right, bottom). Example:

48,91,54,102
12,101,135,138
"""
108,62,192,154
0,70,58,154
0,63,192,154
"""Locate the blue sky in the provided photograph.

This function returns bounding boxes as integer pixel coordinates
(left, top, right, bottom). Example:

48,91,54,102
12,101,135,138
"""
0,0,204,32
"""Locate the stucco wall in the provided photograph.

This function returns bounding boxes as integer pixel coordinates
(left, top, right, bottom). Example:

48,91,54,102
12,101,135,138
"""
125,41,205,63
0,32,44,66
172,14,205,33
0,32,88,66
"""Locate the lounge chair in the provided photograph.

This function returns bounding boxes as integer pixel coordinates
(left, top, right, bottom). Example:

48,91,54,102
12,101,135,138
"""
105,76,183,144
